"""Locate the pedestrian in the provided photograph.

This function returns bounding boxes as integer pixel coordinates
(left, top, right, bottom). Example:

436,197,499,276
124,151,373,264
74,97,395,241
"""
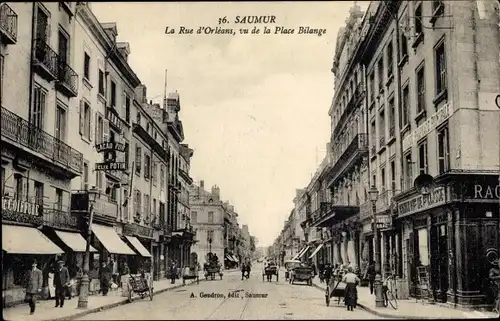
342,266,360,311
169,261,177,284
323,263,333,285
24,259,43,315
54,260,70,308
98,261,112,296
367,261,376,294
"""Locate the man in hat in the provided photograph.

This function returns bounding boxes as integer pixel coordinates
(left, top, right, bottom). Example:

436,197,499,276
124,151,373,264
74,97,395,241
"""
24,259,43,315
54,260,70,308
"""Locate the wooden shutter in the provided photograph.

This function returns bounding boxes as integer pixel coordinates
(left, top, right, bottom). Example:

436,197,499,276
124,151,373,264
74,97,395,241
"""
88,106,93,141
94,112,99,144
103,119,109,142
79,100,84,135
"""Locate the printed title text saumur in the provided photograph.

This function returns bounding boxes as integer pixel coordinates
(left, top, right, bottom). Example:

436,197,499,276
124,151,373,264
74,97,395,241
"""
165,15,327,37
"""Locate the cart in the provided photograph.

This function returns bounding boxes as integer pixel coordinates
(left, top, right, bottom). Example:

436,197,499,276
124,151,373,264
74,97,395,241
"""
325,276,347,306
127,273,153,303
290,266,313,285
262,264,279,282
284,260,301,281
204,262,223,280
182,265,200,285
241,261,251,280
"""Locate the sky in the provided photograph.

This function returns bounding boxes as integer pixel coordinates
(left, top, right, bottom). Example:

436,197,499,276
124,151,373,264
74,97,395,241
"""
92,1,367,247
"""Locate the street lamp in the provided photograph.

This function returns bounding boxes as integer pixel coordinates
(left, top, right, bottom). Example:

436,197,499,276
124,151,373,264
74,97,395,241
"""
368,185,384,308
77,186,99,309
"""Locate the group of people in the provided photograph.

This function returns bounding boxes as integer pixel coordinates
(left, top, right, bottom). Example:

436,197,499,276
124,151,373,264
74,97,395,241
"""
316,262,362,311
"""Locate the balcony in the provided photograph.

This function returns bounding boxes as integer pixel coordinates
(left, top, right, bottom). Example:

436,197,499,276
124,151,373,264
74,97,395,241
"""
376,189,396,214
33,39,58,81
327,133,369,187
0,3,17,44
1,107,83,177
333,86,365,138
124,222,154,239
71,190,118,225
43,204,78,230
389,126,395,139
55,60,78,97
132,123,169,161
179,169,193,185
378,136,386,154
370,145,376,156
360,201,372,221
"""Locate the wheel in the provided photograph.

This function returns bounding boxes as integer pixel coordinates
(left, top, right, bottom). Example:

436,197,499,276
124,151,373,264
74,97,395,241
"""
149,287,153,301
182,278,186,285
325,286,331,307
308,279,312,286
387,290,398,310
276,272,279,282
127,288,132,303
197,276,199,285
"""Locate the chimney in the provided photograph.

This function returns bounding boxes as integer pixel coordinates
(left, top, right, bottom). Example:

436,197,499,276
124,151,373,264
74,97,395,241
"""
150,100,153,104
211,185,220,200
135,85,147,104
101,22,118,43
116,42,131,61
200,180,204,190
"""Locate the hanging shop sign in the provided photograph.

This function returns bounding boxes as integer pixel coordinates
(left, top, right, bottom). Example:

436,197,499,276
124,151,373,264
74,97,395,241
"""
95,138,127,171
95,162,127,171
106,107,124,132
95,142,126,153
397,186,446,218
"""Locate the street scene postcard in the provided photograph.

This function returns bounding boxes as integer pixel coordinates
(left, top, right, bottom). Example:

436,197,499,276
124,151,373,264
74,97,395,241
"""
1,1,500,320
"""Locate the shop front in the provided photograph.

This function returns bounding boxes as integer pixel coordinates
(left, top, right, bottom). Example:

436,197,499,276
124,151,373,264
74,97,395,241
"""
394,173,500,308
123,223,154,275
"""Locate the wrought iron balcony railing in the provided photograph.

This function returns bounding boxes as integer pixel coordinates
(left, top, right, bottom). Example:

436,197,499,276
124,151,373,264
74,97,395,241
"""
33,39,58,80
329,134,369,185
56,60,79,97
370,145,376,156
0,3,17,44
389,126,395,138
1,107,83,174
379,136,386,148
360,201,372,221
43,205,78,229
376,189,396,213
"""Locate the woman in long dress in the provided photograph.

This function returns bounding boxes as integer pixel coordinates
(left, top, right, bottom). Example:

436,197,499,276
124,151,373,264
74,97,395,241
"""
342,266,360,311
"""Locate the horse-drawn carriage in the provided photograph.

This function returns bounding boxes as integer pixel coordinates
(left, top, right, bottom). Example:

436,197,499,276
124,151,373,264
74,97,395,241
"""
262,261,279,282
204,252,223,280
182,253,200,285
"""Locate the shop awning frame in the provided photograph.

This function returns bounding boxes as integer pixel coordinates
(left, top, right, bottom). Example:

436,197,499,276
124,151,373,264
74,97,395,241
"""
55,230,97,253
231,255,239,262
294,246,310,260
92,224,136,255
309,243,325,259
125,236,152,258
2,225,64,255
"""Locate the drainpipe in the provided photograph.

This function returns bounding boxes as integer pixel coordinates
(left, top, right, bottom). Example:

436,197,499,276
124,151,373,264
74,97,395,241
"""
28,2,36,125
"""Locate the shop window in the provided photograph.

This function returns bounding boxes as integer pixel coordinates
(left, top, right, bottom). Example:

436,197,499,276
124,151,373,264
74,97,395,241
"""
417,228,429,266
404,152,413,190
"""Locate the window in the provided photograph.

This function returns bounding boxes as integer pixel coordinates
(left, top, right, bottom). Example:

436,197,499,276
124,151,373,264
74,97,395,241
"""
160,165,165,188
370,121,376,147
82,162,89,190
83,52,90,80
379,110,385,144
377,59,384,91
208,211,214,223
107,181,117,202
55,105,66,142
402,85,410,127
124,142,130,169
14,175,24,200
110,81,116,108
125,94,131,122
146,122,151,134
401,27,408,58
95,113,104,144
404,153,413,190
418,228,429,266
152,161,157,185
416,65,426,114
135,190,142,217
381,167,386,192
390,160,396,190
98,69,105,95
144,154,151,179
143,194,149,218
418,140,428,175
369,73,375,102
58,30,69,64
387,41,393,77
136,112,141,125
55,188,63,211
389,97,395,136
432,0,444,13
191,211,197,223
135,145,142,175
36,6,49,42
0,167,5,197
415,4,423,35
437,126,450,174
80,101,91,140
153,199,157,216
32,86,47,129
435,41,447,95
34,181,44,207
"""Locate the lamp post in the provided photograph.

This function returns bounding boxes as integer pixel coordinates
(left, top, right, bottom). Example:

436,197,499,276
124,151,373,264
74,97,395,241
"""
77,186,99,309
368,185,384,308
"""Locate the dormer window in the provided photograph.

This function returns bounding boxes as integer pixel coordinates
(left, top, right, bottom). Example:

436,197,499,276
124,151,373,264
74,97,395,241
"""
136,112,141,125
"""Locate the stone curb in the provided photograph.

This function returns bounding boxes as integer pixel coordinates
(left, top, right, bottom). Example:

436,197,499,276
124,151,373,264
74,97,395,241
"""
311,282,429,320
44,279,207,321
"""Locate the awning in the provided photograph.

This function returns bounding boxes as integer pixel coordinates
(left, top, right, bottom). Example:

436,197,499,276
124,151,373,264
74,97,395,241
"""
125,236,151,257
225,254,234,262
309,243,325,259
92,224,135,255
2,225,64,254
294,246,309,260
55,230,97,252
231,255,239,262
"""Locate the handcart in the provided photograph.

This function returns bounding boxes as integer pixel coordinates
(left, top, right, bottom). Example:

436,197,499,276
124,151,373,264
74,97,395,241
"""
127,273,153,303
204,262,223,280
182,265,200,285
325,276,347,306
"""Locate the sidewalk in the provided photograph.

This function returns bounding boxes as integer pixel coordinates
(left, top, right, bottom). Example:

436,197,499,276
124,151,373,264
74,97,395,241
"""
3,277,202,321
311,277,498,319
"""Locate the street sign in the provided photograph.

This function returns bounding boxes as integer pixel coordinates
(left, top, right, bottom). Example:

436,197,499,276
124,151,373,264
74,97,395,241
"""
95,142,126,153
95,162,127,171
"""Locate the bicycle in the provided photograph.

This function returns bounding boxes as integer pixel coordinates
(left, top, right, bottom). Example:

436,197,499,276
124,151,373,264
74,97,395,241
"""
383,274,398,310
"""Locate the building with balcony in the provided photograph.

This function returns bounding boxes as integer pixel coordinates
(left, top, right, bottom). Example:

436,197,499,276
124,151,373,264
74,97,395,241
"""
223,202,241,268
1,2,85,305
139,88,196,271
189,181,226,265
358,0,500,307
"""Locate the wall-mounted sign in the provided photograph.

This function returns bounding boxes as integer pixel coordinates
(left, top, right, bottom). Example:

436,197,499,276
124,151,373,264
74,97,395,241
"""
2,197,40,216
95,142,126,153
403,102,453,150
471,183,500,200
95,162,127,171
106,107,124,132
397,186,446,218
